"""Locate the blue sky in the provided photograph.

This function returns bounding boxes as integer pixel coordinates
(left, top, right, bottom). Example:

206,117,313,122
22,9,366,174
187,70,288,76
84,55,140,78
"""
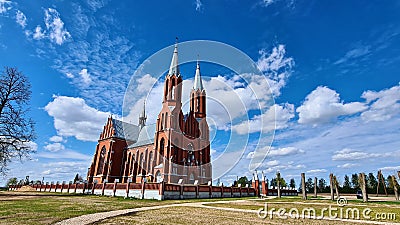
1,0,400,186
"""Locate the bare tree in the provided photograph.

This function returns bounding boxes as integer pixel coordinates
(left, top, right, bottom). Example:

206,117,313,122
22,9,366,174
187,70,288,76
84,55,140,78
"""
0,67,35,174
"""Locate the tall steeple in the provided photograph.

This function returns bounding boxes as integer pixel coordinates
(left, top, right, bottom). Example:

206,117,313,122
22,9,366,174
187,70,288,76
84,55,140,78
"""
193,58,204,91
168,37,180,76
138,100,147,128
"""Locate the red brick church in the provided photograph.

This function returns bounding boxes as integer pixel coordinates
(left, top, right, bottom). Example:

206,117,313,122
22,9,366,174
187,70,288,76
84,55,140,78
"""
87,41,212,185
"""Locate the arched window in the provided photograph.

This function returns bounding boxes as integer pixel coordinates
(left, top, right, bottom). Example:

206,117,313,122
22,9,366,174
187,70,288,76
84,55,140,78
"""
148,151,153,172
97,146,106,175
160,138,165,156
161,113,164,130
156,171,162,183
197,96,200,113
140,153,144,167
189,173,194,181
191,93,195,110
165,112,168,129
165,80,169,99
171,79,175,100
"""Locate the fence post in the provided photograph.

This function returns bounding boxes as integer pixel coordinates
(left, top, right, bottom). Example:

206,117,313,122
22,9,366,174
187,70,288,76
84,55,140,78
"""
126,181,130,198
209,182,212,198
67,182,71,193
113,180,117,197
301,173,307,200
91,182,95,195
102,182,106,196
329,173,334,201
74,182,77,193
314,177,318,198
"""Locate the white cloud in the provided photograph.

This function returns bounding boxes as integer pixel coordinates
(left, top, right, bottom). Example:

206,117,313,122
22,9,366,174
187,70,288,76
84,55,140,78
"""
265,160,279,167
297,86,367,125
15,10,27,28
361,83,400,122
195,0,203,11
44,96,109,141
334,46,371,65
0,0,12,14
306,169,327,174
332,148,399,161
44,8,71,45
268,146,304,157
261,0,276,7
65,72,74,79
32,26,45,40
137,74,157,94
337,163,359,169
79,69,91,84
44,142,65,152
49,136,63,143
37,150,92,161
256,45,295,97
380,166,400,172
232,103,294,134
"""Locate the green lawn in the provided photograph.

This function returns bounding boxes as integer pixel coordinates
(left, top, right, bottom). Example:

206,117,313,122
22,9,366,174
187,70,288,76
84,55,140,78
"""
0,191,255,225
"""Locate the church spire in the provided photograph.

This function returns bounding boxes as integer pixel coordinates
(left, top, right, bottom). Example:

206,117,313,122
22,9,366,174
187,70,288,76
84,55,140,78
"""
139,100,147,128
193,57,204,91
168,37,180,76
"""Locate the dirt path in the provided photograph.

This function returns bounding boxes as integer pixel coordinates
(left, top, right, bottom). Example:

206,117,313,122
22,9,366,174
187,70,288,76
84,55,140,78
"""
55,199,400,225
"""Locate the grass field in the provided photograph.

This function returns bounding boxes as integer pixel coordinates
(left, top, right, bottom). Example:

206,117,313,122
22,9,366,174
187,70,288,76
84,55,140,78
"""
1,191,400,225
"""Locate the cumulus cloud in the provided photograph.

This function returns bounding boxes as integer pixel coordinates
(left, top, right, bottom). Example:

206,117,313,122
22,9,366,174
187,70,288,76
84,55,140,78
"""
306,169,327,174
332,148,399,161
361,83,400,122
32,26,45,40
232,103,294,134
195,0,203,11
297,86,367,125
44,8,71,45
337,163,359,169
256,44,295,97
49,136,63,143
28,8,72,45
0,0,12,14
15,10,27,28
79,69,91,84
65,72,74,78
44,142,65,152
246,146,304,161
44,96,109,141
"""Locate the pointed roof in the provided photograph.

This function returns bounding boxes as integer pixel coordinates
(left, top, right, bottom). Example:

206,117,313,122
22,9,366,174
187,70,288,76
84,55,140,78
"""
140,101,147,119
193,59,204,90
168,38,180,76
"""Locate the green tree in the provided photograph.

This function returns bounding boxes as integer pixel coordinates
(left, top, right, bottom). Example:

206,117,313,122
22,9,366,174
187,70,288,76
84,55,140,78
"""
305,177,313,192
351,173,359,189
73,173,83,184
342,175,353,193
270,177,287,187
318,178,327,192
289,178,296,189
0,67,35,174
6,177,17,187
367,172,378,190
236,176,250,187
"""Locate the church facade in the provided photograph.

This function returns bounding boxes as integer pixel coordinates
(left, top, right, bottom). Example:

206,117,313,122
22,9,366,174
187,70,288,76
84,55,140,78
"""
87,42,212,185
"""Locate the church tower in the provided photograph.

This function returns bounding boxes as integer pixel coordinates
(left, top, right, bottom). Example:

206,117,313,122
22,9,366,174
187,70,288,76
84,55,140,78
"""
190,60,206,119
138,101,147,128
